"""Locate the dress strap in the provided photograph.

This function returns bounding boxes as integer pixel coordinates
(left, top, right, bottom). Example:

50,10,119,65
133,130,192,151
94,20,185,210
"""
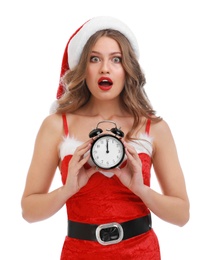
145,119,151,135
62,114,69,136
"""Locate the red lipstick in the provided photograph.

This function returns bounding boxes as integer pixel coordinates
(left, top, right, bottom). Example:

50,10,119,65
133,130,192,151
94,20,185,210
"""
98,77,113,91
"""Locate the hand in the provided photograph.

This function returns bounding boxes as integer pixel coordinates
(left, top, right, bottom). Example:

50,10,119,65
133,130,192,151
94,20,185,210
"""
109,142,144,194
64,140,96,195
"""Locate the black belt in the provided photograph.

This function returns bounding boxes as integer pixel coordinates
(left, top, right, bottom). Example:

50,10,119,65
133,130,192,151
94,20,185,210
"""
67,214,152,246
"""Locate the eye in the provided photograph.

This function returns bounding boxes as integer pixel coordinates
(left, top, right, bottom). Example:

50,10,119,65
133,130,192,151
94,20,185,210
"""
112,56,122,63
90,56,100,63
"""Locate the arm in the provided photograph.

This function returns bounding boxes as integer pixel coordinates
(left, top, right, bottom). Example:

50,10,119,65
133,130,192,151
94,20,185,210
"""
137,120,189,226
113,119,190,227
21,114,71,223
144,119,190,226
21,113,96,223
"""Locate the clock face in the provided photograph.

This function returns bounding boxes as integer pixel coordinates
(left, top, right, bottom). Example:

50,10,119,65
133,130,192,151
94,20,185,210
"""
90,134,125,169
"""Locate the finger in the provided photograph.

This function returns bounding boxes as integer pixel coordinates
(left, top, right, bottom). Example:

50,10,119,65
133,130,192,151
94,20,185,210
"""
74,141,91,159
78,152,91,168
77,139,92,151
124,142,139,160
124,148,142,171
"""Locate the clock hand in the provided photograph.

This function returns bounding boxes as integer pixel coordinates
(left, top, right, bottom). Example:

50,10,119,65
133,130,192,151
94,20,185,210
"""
106,139,109,153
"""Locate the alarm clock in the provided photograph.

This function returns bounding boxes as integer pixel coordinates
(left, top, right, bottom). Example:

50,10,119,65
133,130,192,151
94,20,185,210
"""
89,120,125,169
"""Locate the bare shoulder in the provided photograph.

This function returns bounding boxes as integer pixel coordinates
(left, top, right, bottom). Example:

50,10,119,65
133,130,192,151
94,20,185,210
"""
151,118,172,136
150,118,176,151
40,113,62,132
37,113,64,142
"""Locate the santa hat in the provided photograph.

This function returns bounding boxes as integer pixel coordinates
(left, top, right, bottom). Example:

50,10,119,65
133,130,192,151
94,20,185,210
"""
51,16,140,112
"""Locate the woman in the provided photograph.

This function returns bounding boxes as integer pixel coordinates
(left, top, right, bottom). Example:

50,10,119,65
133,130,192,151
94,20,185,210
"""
21,16,190,259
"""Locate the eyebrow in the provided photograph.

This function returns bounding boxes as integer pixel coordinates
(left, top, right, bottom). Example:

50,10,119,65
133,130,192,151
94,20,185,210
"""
90,51,122,55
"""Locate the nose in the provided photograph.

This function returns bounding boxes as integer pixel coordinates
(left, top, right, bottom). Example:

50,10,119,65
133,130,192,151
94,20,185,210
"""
100,60,110,74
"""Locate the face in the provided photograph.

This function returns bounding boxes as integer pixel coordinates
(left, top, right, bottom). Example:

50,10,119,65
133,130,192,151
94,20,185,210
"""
85,36,125,101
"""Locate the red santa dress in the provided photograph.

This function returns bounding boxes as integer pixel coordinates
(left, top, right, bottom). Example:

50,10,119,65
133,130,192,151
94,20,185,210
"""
59,114,161,260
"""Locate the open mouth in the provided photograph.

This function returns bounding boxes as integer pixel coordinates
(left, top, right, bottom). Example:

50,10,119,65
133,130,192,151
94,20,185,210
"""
98,77,113,91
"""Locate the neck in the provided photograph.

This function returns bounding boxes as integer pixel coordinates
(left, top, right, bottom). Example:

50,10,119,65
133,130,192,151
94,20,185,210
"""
79,98,128,119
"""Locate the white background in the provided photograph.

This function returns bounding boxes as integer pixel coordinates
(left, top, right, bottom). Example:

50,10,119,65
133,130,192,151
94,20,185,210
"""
0,0,204,259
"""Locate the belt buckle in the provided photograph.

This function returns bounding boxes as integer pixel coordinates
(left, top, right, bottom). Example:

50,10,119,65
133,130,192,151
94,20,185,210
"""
95,222,124,246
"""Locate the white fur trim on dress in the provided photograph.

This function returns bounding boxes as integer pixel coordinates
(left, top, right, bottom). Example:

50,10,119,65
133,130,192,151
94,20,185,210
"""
59,133,152,178
68,16,140,70
130,133,153,156
59,133,153,161
59,135,83,160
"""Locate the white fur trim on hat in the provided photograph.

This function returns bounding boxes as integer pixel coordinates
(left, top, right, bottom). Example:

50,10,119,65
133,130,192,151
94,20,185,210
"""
68,16,139,70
